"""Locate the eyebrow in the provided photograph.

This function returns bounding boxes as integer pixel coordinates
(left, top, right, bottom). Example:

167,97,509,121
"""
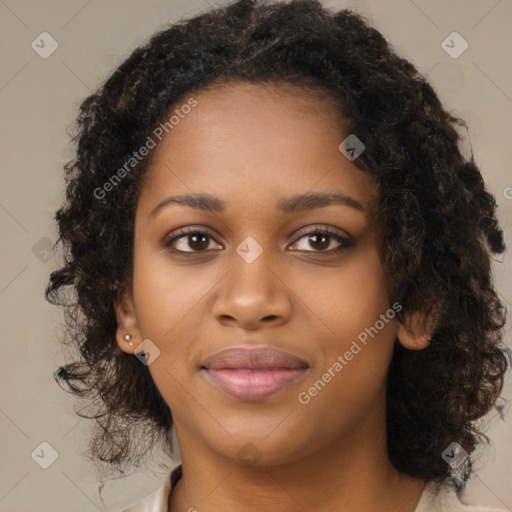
148,192,365,219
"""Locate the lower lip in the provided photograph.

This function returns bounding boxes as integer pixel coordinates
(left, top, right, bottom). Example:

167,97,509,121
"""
202,368,308,401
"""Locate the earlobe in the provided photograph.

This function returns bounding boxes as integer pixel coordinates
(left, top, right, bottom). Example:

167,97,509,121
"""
397,308,436,351
113,290,141,354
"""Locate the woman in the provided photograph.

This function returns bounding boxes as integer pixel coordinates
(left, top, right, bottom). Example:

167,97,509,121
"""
46,1,509,510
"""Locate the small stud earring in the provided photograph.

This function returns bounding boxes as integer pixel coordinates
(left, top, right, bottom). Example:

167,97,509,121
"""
124,334,133,347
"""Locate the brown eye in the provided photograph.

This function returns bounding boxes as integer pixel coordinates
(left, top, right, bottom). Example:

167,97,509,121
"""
182,232,210,251
162,225,352,256
306,233,331,251
163,228,222,253
290,226,353,255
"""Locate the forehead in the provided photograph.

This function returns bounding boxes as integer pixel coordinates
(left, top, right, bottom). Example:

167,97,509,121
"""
137,81,378,219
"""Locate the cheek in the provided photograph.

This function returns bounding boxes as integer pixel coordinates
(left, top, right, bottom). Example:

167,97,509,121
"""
293,242,392,343
131,257,204,414
296,300,396,437
130,254,209,403
295,244,396,399
132,247,209,339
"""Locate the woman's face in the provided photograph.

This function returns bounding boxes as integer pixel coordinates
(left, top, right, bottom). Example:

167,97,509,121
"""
116,81,402,465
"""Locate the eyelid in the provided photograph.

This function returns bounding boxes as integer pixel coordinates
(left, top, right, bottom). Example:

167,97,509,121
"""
291,224,350,242
162,225,221,248
288,225,353,255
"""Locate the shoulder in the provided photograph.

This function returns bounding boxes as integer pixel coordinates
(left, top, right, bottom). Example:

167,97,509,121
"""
112,465,182,512
415,481,509,512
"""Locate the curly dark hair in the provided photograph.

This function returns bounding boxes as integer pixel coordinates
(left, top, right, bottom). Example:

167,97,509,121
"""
46,0,508,486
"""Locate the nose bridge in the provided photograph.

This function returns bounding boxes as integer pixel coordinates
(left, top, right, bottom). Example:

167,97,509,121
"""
229,233,279,304
213,232,291,327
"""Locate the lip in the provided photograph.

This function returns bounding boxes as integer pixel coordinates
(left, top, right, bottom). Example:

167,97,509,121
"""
200,346,309,401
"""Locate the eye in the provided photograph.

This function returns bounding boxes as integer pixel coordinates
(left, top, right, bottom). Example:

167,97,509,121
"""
163,227,222,253
163,225,353,255
289,225,353,255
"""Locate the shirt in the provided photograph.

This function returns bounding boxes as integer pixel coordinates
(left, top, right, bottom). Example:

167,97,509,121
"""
118,464,509,512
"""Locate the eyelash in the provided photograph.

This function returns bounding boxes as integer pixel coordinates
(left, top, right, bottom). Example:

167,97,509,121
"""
162,225,353,256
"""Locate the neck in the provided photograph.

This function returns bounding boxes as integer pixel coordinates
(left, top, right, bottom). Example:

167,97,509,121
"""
169,400,426,512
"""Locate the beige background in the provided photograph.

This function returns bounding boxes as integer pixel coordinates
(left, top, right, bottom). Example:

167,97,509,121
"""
0,0,511,510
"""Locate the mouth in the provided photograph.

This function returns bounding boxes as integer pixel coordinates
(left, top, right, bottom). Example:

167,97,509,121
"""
200,346,309,401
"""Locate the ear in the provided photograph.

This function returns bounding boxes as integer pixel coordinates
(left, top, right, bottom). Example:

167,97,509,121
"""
113,289,141,355
397,308,437,351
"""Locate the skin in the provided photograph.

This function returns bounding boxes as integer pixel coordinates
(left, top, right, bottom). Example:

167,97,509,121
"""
115,81,433,512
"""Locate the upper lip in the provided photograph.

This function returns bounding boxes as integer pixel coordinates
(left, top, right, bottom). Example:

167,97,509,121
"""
200,346,309,370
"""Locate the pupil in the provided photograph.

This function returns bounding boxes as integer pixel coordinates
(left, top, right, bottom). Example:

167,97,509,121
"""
311,234,329,250
191,233,208,250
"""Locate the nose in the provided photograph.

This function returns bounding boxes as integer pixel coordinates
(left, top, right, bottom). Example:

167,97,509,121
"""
212,248,292,330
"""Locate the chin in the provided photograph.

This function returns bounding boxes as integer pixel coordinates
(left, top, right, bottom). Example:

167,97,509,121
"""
197,418,319,468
